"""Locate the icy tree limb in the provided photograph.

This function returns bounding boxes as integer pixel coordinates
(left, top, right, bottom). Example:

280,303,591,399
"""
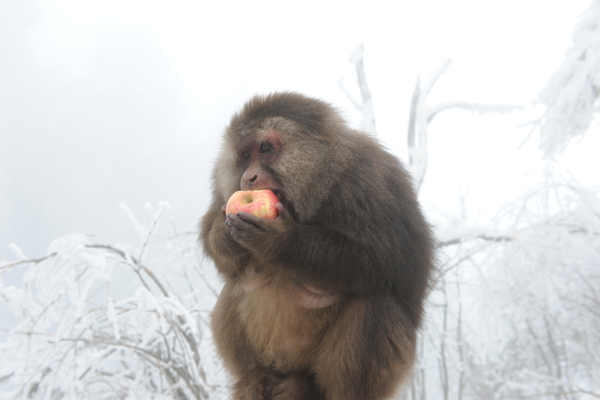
407,59,522,192
427,101,522,124
0,252,57,271
340,43,377,136
440,242,493,275
575,388,600,398
137,202,170,268
407,75,427,190
407,76,420,150
537,0,600,158
422,59,452,98
406,61,454,190
440,234,515,247
407,72,429,191
338,78,360,110
59,336,209,399
86,244,169,298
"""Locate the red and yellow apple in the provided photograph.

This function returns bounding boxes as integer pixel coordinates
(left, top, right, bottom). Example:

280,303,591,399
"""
226,190,279,219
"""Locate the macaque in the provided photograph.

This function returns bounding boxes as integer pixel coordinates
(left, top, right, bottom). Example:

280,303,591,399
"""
200,92,434,400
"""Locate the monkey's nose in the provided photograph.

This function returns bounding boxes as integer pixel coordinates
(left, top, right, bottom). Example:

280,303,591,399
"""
242,174,258,189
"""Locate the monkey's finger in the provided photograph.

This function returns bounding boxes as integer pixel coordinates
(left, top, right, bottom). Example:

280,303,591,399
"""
226,214,255,231
224,218,235,230
221,205,227,215
275,203,289,221
234,212,269,230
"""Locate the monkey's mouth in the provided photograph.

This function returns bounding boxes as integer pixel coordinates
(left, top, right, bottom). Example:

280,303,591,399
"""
267,189,288,210
271,189,284,204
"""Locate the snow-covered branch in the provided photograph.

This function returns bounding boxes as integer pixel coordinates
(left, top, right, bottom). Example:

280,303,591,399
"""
407,59,522,191
85,243,170,298
340,43,377,136
0,206,223,399
422,59,452,98
0,252,57,271
537,0,600,158
439,233,514,247
427,101,523,124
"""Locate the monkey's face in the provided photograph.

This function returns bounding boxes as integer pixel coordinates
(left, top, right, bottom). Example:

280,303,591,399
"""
216,100,353,223
225,124,341,223
237,130,282,191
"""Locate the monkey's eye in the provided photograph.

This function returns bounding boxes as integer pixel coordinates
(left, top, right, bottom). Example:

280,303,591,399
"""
259,142,272,153
241,151,251,160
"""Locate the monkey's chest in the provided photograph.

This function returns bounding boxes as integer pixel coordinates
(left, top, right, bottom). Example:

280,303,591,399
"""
236,280,330,372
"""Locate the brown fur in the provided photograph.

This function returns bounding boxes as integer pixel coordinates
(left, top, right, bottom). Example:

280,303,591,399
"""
200,92,434,400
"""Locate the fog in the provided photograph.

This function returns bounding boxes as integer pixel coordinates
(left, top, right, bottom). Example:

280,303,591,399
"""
1,1,203,260
1,0,599,398
1,0,592,262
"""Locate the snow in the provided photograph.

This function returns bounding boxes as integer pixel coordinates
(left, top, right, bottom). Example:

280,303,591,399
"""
1,0,599,398
538,0,600,158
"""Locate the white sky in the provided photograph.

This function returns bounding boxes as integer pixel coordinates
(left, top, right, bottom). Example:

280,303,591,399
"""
31,0,589,127
0,0,596,260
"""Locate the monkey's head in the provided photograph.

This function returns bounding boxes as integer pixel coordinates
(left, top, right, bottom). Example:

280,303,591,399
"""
213,92,354,223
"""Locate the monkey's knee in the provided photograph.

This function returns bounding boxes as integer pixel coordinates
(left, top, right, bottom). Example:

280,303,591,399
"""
233,369,281,400
271,373,324,400
314,297,416,400
234,369,321,400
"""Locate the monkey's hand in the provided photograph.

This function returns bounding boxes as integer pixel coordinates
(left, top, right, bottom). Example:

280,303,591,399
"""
225,203,290,251
200,204,251,278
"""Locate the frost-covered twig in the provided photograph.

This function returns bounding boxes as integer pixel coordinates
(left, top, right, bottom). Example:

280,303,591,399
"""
440,234,514,247
137,202,170,268
407,59,522,191
0,206,222,399
427,101,522,124
575,388,600,398
86,244,169,297
340,43,377,136
0,252,57,271
422,59,452,98
537,0,600,158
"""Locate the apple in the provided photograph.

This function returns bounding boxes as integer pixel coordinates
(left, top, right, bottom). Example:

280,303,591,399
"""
226,190,279,219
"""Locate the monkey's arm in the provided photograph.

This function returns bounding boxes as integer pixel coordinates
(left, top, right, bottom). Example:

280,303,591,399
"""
278,224,400,293
226,207,410,294
200,204,250,279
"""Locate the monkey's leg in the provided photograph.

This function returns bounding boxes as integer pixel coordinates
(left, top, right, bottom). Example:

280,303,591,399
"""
211,281,258,377
313,295,417,400
212,283,322,400
234,370,323,400
232,368,282,400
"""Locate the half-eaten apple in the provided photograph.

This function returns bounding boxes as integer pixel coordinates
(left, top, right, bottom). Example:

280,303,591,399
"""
226,190,279,219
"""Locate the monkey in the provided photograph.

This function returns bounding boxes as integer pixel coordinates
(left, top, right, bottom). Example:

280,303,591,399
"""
200,92,434,400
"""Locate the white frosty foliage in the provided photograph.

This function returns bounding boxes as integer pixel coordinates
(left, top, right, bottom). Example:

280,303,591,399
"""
404,172,600,400
0,207,223,400
407,60,522,191
538,0,600,157
339,43,377,137
473,177,600,398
